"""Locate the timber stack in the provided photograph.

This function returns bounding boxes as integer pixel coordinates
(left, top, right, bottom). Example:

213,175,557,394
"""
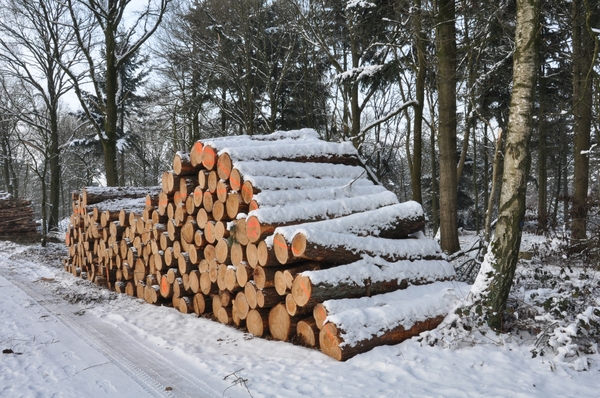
63,129,466,361
0,192,39,240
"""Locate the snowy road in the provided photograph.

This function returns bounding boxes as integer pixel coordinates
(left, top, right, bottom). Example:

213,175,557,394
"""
0,247,222,397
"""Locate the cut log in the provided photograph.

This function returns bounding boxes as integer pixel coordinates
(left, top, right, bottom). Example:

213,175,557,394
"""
245,191,399,243
217,152,233,180
268,303,301,341
245,243,258,268
216,222,230,239
177,296,194,314
256,287,280,309
246,309,270,337
189,270,200,293
193,293,211,315
229,168,242,192
274,262,322,295
200,271,218,295
224,266,240,292
257,240,279,267
244,282,257,309
234,291,250,319
212,201,226,222
296,317,320,348
82,186,161,207
279,230,444,265
190,141,204,167
215,180,229,203
285,293,313,317
230,242,245,267
290,258,455,307
215,238,230,264
217,306,232,325
235,263,253,288
173,152,197,176
317,281,467,361
207,171,218,193
231,219,249,246
226,192,247,219
313,303,328,330
201,145,218,171
275,202,425,244
320,316,443,362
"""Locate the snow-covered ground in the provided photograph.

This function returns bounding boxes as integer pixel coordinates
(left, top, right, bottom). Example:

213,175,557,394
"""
0,238,598,398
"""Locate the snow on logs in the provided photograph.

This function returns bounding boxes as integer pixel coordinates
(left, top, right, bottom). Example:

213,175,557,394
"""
63,128,462,361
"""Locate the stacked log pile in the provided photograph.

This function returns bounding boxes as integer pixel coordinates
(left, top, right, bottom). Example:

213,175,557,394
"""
0,192,39,239
64,128,465,361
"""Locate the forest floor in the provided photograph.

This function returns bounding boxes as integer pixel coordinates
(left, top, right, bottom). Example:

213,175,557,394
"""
0,233,598,397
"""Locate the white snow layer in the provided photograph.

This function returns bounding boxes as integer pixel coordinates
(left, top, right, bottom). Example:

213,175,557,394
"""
301,256,455,286
324,281,470,347
248,191,398,224
275,201,424,239
234,160,366,180
202,128,321,149
252,184,388,208
245,175,374,193
296,229,443,261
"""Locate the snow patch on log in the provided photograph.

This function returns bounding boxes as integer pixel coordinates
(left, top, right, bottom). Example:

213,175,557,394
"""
275,202,424,239
203,128,321,149
235,160,367,181
295,230,443,261
301,257,455,287
252,184,386,208
248,191,398,225
323,281,470,347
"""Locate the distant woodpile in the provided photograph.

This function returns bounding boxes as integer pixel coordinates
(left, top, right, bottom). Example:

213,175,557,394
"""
64,129,462,361
0,192,39,240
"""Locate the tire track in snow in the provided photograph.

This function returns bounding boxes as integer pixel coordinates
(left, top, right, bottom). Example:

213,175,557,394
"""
0,259,221,398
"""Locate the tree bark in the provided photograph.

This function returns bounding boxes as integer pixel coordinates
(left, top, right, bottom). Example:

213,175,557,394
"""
480,0,540,330
570,0,595,243
436,0,460,254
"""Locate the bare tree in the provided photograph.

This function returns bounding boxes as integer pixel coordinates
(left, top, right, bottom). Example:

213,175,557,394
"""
63,0,170,186
0,0,76,231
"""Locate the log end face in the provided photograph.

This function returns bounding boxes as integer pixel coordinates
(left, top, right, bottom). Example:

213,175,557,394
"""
291,233,307,258
241,181,254,204
245,216,261,243
273,234,289,264
319,323,343,361
190,141,204,167
202,146,217,170
247,309,266,337
268,303,291,341
291,274,311,307
229,169,242,192
297,320,318,347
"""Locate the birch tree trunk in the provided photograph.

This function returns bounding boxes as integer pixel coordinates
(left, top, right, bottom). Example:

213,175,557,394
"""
478,0,540,330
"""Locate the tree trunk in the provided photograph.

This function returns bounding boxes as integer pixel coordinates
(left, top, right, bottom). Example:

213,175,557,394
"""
410,0,426,205
436,0,460,253
537,67,547,234
479,0,540,330
570,0,595,243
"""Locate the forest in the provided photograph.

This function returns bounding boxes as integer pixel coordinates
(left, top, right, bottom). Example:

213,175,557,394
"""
0,1,598,286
